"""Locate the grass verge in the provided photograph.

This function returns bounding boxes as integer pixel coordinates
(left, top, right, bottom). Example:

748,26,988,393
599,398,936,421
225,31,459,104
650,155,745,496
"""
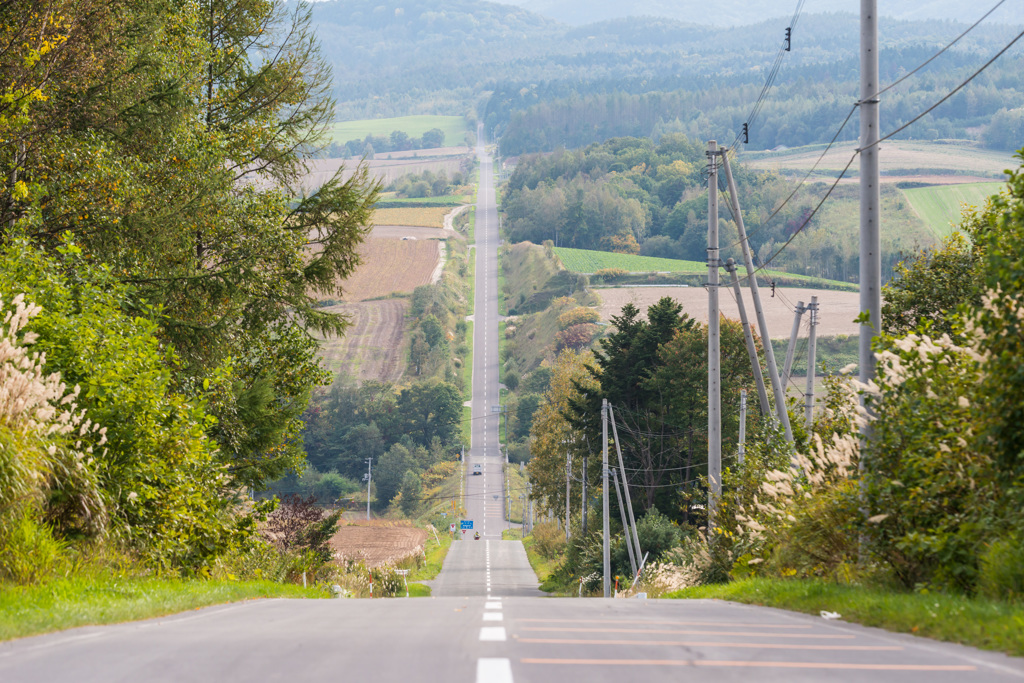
0,576,326,642
666,578,1024,657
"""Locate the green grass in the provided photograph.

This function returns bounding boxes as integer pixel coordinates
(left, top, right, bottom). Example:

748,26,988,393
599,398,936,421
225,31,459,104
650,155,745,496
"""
0,576,325,641
506,463,529,524
329,116,469,146
902,182,1004,239
407,582,431,597
667,578,1024,657
376,195,469,208
461,320,474,404
406,527,453,598
553,247,854,290
554,247,705,274
461,404,472,448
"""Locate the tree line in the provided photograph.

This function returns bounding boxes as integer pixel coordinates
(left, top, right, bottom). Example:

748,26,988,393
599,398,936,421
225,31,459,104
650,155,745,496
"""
0,0,377,580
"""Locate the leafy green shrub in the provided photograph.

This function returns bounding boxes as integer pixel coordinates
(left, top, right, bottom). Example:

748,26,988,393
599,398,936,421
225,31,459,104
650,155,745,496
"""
557,306,599,330
531,521,566,559
503,370,520,391
979,535,1024,602
555,323,599,352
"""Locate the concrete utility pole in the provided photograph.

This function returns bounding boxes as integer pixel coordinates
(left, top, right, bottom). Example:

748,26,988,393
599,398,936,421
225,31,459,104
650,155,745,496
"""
611,468,637,578
725,258,769,416
859,0,882,411
581,455,588,535
565,443,572,541
781,301,807,390
721,150,793,443
365,457,372,521
602,398,611,598
805,297,820,428
609,405,642,572
707,141,722,533
739,389,748,465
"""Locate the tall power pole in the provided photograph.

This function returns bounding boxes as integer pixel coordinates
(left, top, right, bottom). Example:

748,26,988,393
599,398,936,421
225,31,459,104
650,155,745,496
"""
722,151,793,443
805,297,820,427
707,141,722,533
860,0,881,402
581,455,588,535
565,445,572,541
602,399,611,598
365,457,372,521
781,301,807,390
739,389,748,465
725,259,769,415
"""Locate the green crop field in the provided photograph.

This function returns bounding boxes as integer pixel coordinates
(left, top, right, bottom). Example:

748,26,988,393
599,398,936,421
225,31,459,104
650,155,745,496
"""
553,247,856,291
553,247,705,274
902,182,1004,239
329,116,470,146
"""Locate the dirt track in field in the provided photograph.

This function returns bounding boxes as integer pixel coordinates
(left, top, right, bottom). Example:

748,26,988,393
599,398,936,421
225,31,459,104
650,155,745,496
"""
317,300,407,382
596,286,864,339
330,520,428,567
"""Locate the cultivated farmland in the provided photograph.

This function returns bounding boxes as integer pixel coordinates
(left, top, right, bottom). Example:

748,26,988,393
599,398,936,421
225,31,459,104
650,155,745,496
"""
597,286,863,339
340,238,440,301
373,206,453,229
902,182,1004,239
330,520,429,567
328,115,470,146
316,300,407,382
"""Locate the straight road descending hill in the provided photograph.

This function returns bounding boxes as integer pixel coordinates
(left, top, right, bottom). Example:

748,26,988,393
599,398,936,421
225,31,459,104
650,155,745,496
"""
432,126,542,598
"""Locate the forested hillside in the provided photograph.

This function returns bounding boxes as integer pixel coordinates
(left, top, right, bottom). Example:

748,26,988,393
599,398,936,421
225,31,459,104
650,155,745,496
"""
503,136,932,282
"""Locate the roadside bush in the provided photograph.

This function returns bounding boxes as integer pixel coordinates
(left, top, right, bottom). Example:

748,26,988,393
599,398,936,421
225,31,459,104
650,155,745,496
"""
531,521,566,559
979,535,1024,602
555,323,599,352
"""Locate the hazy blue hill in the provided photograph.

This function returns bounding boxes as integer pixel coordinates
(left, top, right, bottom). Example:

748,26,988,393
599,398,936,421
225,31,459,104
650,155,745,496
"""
500,0,1024,27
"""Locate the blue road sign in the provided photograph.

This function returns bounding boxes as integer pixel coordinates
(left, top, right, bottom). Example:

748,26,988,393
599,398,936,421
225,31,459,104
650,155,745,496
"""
460,520,473,530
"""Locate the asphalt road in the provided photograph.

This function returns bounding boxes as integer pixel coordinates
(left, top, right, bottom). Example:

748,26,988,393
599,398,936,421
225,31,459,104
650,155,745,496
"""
3,130,1023,683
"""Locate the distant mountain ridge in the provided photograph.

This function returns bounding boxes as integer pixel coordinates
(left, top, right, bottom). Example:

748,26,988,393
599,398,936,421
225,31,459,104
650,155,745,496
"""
496,0,1024,27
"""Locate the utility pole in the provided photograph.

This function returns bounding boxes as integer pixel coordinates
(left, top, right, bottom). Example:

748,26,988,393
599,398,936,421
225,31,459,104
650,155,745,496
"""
739,389,748,465
721,150,793,443
860,0,882,418
707,140,722,533
725,258,769,416
805,297,820,428
565,446,572,541
609,405,642,576
611,468,637,578
365,457,372,521
581,455,588,535
602,398,611,598
781,301,807,390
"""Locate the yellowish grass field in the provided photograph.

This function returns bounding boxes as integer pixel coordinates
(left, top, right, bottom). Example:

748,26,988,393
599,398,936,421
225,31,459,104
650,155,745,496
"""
373,207,452,228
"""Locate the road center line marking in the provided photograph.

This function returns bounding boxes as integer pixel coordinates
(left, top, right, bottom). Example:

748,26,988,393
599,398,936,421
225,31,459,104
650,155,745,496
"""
480,627,507,642
520,659,975,672
485,601,502,609
483,612,503,622
476,658,513,683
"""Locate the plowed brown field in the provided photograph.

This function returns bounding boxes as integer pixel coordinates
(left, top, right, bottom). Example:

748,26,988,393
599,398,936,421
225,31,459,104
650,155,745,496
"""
597,286,863,339
340,238,439,301
330,520,428,567
317,300,407,382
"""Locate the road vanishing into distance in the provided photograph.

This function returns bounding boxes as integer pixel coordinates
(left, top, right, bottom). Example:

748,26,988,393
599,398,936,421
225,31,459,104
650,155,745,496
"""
2,133,1023,683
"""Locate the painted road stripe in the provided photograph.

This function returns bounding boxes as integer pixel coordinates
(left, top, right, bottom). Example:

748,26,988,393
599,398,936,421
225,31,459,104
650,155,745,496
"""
522,627,853,639
485,601,502,609
476,658,513,683
515,638,902,651
518,618,811,628
483,612,503,622
480,627,507,642
520,659,975,671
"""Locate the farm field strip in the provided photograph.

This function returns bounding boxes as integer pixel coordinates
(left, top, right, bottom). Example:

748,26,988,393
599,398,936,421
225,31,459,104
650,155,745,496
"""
597,286,863,339
315,300,408,382
554,247,853,289
329,521,429,567
340,238,440,301
373,206,453,229
744,140,1014,178
328,115,470,144
902,182,1004,239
